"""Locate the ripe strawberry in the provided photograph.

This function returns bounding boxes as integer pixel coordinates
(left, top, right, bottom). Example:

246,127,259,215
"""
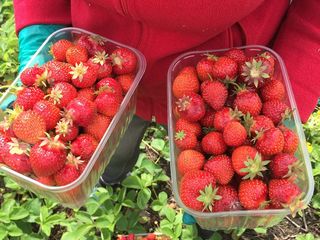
233,89,262,116
70,62,98,88
259,51,276,71
66,97,96,127
262,100,290,125
175,118,201,138
55,118,79,142
202,81,228,111
71,134,98,160
78,162,88,174
44,60,72,85
76,34,106,56
35,176,56,186
196,56,215,81
279,126,299,154
116,74,135,94
3,152,32,174
225,48,246,64
84,114,111,141
88,51,112,79
96,77,123,99
51,39,73,62
77,87,95,101
54,163,81,186
244,114,274,136
20,65,49,87
66,45,88,65
12,110,46,144
201,131,227,155
255,128,284,156
200,107,215,128
174,130,198,150
204,155,234,185
15,87,45,110
47,82,77,109
223,121,247,147
176,93,205,122
260,78,285,102
239,179,268,210
111,47,137,74
213,185,242,212
172,66,199,98
213,107,242,131
211,56,238,79
232,146,269,179
0,132,10,162
29,136,66,177
270,153,298,179
180,170,218,211
95,91,121,117
177,150,205,176
33,100,61,130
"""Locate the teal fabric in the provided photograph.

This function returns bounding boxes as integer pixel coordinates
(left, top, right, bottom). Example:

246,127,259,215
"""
183,212,196,225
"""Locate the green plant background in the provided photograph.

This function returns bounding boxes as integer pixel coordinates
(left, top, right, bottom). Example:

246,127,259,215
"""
0,1,319,239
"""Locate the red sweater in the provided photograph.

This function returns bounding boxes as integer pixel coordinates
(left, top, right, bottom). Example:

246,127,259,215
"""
14,0,320,124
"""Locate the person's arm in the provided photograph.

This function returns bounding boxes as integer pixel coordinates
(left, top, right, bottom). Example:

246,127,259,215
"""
273,0,320,123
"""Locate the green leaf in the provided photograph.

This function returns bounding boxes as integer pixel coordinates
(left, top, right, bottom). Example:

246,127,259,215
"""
0,226,7,240
158,191,168,203
312,193,320,209
208,232,223,240
254,227,267,234
95,215,112,229
140,173,153,188
41,224,52,237
121,175,142,189
75,211,94,224
85,199,101,215
9,207,29,220
137,188,151,209
122,199,136,208
7,223,23,237
164,207,176,223
160,227,174,238
151,138,165,151
61,224,94,240
1,198,15,215
296,233,315,240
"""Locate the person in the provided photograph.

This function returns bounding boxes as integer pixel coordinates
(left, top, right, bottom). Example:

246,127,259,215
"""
12,0,320,238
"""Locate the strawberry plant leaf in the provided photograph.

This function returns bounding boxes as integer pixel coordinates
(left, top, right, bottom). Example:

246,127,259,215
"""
0,226,7,240
137,188,151,209
296,233,315,240
121,175,143,189
151,138,165,151
7,223,23,237
9,207,29,220
122,199,136,208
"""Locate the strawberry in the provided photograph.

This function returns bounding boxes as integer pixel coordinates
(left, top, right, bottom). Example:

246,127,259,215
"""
71,134,98,160
12,110,46,144
180,170,218,211
259,51,276,71
270,153,298,179
211,56,238,79
175,118,201,138
262,100,290,125
260,78,285,102
111,47,137,74
84,114,111,141
29,136,66,177
76,34,106,56
116,74,135,94
77,87,95,101
66,97,97,127
54,163,81,186
35,176,56,186
225,48,246,64
200,107,215,128
172,66,199,98
33,100,61,130
201,131,227,155
255,128,284,156
213,107,242,131
51,39,73,62
223,121,247,147
88,51,112,79
78,162,88,174
204,155,234,185
244,114,274,136
66,45,88,65
96,77,123,99
44,61,72,85
174,130,198,150
177,149,205,176
95,91,121,117
238,179,268,210
47,82,78,109
0,132,10,162
20,65,49,87
232,146,269,179
213,185,242,212
279,126,299,154
233,88,262,116
3,152,32,174
202,81,228,111
55,118,79,142
196,56,215,81
176,93,205,122
15,87,45,110
70,62,98,88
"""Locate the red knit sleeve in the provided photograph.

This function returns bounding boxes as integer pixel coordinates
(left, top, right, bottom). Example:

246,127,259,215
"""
13,0,71,33
273,0,320,122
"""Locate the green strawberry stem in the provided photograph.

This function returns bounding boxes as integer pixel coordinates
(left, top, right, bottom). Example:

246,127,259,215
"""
240,153,270,180
196,184,221,212
283,193,307,218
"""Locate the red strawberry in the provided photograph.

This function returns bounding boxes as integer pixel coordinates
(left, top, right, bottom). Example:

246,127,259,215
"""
0,132,11,162
172,66,199,98
279,126,299,154
202,81,228,111
51,39,73,62
225,48,246,64
233,89,262,116
180,170,218,211
15,87,45,110
175,118,201,138
177,150,205,176
174,130,198,150
211,56,238,79
78,162,88,174
213,185,242,212
20,65,49,87
200,107,215,128
213,107,242,132
45,61,72,85
66,45,88,65
88,51,112,79
77,87,95,101
116,74,135,94
270,153,299,179
35,176,56,186
259,51,276,71
33,100,61,130
70,62,98,88
54,163,81,186
262,100,290,125
196,56,215,81
84,114,111,141
29,136,66,177
245,114,274,136
239,179,268,210
95,91,121,117
66,97,96,127
76,34,106,56
256,128,284,156
12,110,46,144
71,134,98,160
201,131,227,155
223,121,247,147
260,78,285,102
96,77,123,100
111,47,137,75
176,93,205,122
55,118,79,142
47,82,77,109
204,155,234,185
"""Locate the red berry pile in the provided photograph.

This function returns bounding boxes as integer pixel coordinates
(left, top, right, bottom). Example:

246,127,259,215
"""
0,34,137,186
172,48,305,214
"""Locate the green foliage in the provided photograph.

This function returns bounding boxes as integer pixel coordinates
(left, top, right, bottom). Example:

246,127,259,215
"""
296,233,319,240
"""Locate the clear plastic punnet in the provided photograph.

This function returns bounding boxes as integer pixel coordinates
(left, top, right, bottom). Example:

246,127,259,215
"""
167,46,314,230
0,28,146,208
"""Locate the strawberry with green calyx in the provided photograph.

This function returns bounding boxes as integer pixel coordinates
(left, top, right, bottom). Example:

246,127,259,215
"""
254,127,284,156
77,87,95,101
44,61,72,85
84,114,111,141
46,82,78,109
279,125,299,154
55,118,79,142
172,66,200,98
177,149,205,176
95,91,122,117
262,100,291,125
202,81,228,111
196,55,216,82
233,84,262,116
95,77,123,100
201,131,227,155
269,153,300,179
33,100,61,131
239,179,268,210
204,155,234,185
174,130,198,150
65,97,96,127
175,118,201,138
71,134,98,160
116,73,135,94
259,51,276,70
214,107,243,131
261,78,285,102
211,55,238,80
223,121,247,147
70,62,98,88
213,185,242,212
20,65,51,87
66,45,88,65
243,113,274,137
111,47,137,75
50,39,73,62
176,93,205,122
88,51,112,79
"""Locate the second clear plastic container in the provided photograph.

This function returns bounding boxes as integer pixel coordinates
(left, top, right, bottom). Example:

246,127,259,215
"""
167,45,314,230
